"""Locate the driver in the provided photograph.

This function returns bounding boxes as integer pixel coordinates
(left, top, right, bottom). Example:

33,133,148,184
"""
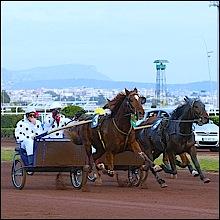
43,102,71,138
14,107,43,166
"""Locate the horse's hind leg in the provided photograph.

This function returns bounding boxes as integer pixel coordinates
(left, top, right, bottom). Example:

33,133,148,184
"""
92,146,106,170
167,152,178,178
104,151,115,177
90,148,106,185
83,141,99,182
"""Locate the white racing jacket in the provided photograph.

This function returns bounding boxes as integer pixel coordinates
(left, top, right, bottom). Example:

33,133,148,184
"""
43,113,71,138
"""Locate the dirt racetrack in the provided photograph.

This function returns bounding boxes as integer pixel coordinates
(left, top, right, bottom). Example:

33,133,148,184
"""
1,161,219,219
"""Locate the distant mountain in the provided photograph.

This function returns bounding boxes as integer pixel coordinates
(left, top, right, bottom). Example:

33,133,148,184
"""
1,65,217,91
1,64,112,87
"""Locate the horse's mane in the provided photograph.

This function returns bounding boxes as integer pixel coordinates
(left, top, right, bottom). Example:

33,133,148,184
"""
107,92,126,116
171,101,190,119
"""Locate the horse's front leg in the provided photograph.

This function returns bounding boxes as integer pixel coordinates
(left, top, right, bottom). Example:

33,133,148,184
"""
177,153,199,177
188,146,210,183
132,141,167,188
167,152,178,178
162,151,171,170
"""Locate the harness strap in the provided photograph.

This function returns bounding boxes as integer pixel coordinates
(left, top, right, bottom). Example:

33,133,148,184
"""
112,118,133,151
97,129,106,149
96,116,106,150
178,131,194,136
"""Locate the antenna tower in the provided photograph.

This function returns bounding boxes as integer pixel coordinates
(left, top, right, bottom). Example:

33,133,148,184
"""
153,59,169,107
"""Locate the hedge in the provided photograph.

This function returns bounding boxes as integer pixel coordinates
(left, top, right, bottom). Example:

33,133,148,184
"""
1,128,15,139
1,112,218,139
1,115,24,128
210,116,219,126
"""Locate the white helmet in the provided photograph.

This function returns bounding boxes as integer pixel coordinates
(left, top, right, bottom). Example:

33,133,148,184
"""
50,102,62,110
25,106,36,114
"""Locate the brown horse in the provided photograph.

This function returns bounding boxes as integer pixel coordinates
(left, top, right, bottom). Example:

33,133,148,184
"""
67,88,167,187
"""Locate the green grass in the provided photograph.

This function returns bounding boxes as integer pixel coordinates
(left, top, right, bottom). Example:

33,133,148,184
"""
153,155,219,172
1,149,219,172
197,158,219,172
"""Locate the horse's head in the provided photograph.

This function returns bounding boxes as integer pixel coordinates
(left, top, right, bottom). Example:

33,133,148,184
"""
125,88,146,120
184,96,209,126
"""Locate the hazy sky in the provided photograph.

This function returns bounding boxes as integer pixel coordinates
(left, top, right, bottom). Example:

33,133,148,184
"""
1,1,218,84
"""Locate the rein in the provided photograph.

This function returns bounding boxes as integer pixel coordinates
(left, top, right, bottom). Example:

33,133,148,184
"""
177,131,194,136
162,118,196,137
112,118,133,151
162,118,200,123
134,124,153,130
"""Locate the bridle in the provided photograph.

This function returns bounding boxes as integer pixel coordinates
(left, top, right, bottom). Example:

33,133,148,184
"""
124,92,144,118
176,99,207,136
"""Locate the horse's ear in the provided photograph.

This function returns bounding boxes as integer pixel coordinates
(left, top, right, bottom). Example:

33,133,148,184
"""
184,96,189,101
134,87,138,93
103,103,108,109
140,96,146,104
125,88,129,95
107,98,110,102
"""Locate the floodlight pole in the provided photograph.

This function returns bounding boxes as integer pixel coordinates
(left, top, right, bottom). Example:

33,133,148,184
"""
209,1,219,107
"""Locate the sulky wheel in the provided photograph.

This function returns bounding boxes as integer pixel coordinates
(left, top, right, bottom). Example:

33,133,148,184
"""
70,168,83,189
11,159,26,190
128,167,143,187
70,167,88,190
87,171,97,182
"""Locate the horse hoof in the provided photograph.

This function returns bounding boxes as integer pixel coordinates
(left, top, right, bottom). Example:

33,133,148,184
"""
160,183,168,188
107,170,114,177
153,164,163,172
96,163,105,170
192,170,199,177
170,174,177,179
203,178,211,183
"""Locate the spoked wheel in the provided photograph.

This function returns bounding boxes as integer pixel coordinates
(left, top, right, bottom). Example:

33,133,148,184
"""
70,168,84,189
128,167,143,187
11,159,26,190
87,171,97,182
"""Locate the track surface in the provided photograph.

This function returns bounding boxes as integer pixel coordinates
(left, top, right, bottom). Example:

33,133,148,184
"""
1,161,219,219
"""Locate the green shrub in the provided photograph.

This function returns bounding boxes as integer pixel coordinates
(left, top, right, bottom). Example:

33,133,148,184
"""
61,105,85,118
1,115,24,128
210,116,219,126
1,128,15,138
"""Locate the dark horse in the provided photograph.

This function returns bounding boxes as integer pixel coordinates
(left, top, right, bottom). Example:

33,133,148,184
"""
138,110,199,177
67,88,167,187
136,96,210,183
